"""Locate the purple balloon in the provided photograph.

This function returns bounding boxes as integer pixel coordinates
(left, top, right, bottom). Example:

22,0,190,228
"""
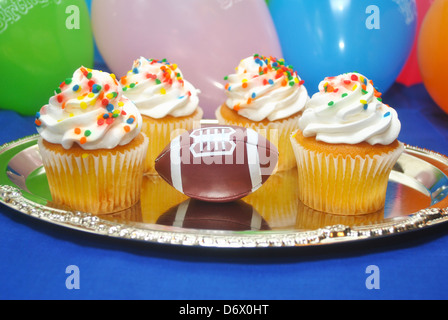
91,0,283,118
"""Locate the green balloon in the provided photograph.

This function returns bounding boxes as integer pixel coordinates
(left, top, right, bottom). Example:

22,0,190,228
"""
0,0,94,116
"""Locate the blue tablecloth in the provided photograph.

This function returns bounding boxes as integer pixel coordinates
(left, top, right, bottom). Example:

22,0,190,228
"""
0,83,447,300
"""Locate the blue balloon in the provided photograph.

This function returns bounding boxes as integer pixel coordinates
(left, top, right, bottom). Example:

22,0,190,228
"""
269,0,417,94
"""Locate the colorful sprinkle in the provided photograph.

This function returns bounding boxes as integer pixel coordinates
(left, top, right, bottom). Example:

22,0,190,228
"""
328,101,334,107
127,117,135,124
74,128,81,135
384,112,391,117
80,67,89,77
92,84,102,93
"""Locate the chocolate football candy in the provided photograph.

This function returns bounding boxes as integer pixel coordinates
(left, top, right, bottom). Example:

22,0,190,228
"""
157,199,270,231
155,125,278,202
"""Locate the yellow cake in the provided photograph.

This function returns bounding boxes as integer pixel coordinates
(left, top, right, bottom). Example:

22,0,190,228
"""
291,72,403,215
120,57,203,175
216,54,309,171
35,67,148,215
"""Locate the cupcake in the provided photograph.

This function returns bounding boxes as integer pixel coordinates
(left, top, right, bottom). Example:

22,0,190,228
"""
291,72,404,215
35,67,148,215
120,57,203,174
216,54,309,171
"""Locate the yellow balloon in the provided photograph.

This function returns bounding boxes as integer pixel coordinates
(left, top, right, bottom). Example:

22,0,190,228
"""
418,0,448,115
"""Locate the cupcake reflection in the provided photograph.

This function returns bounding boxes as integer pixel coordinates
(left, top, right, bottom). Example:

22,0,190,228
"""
140,174,189,224
295,199,385,231
243,168,299,229
100,201,143,224
157,199,270,231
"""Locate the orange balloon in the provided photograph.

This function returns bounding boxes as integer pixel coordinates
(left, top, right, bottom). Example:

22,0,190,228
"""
418,0,448,115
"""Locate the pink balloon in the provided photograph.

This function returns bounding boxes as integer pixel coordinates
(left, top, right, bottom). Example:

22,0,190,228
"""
397,0,434,86
91,0,282,118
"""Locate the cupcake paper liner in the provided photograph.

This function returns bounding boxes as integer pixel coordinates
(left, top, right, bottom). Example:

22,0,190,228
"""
291,137,404,215
38,134,149,215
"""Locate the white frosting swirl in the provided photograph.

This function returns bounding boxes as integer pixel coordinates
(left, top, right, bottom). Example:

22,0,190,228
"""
36,67,142,150
224,54,309,122
299,72,401,145
120,57,200,119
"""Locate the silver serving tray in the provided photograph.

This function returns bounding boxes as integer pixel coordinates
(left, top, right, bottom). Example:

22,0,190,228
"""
0,134,447,248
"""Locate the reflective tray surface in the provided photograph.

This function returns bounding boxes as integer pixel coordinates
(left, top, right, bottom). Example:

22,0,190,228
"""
0,134,447,248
